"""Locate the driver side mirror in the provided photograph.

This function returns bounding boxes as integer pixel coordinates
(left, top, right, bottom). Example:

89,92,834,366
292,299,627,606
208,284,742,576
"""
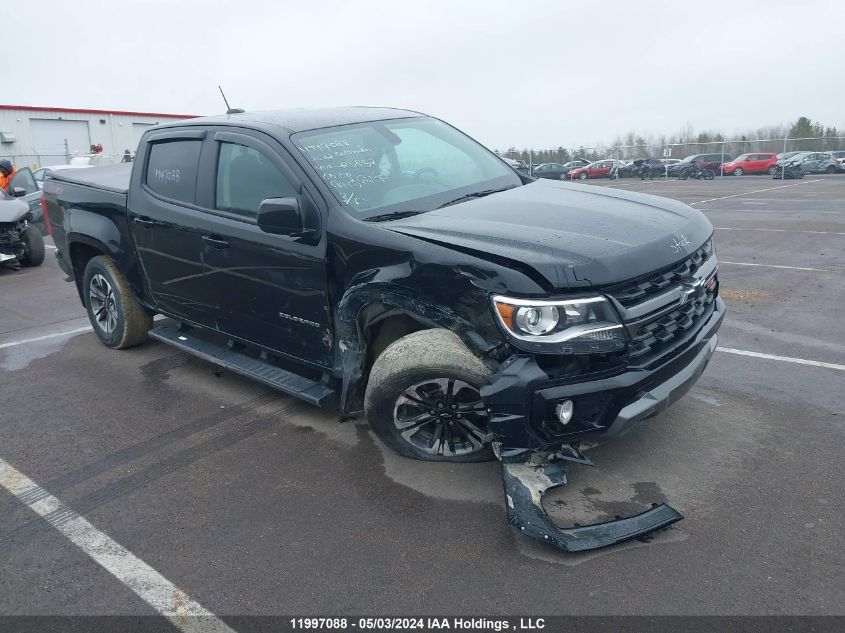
257,197,304,236
12,187,26,198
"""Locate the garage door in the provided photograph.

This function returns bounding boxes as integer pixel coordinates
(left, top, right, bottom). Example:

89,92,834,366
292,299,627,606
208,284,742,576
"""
30,119,91,166
132,123,155,149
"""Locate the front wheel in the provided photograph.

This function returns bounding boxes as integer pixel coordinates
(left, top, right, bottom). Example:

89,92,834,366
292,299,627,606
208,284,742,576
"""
733,168,743,176
768,166,778,175
579,172,588,180
19,226,45,267
365,329,494,462
825,165,836,174
83,255,152,349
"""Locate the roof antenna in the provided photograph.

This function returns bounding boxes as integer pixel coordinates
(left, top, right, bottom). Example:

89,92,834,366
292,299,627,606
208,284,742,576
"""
218,85,244,115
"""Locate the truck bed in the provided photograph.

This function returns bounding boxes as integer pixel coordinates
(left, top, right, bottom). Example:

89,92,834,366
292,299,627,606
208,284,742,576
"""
49,163,132,194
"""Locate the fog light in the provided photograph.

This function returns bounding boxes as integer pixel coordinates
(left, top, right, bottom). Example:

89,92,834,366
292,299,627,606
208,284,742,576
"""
555,400,574,425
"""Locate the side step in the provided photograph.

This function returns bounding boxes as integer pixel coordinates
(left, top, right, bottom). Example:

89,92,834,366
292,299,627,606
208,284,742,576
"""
149,325,336,407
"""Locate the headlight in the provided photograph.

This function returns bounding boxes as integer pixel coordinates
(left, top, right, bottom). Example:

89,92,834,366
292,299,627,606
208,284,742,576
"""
492,295,626,354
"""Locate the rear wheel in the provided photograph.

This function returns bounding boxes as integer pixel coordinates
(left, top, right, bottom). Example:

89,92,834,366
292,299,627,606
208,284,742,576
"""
365,329,494,462
83,255,152,349
825,165,836,174
19,226,45,267
767,166,778,175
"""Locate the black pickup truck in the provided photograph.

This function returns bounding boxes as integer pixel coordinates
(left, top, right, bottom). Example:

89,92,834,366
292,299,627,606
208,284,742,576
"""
44,107,725,552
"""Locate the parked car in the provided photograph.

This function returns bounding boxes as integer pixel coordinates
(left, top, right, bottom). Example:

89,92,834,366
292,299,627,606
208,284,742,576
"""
790,152,844,174
2,167,46,234
829,150,845,162
776,151,806,162
661,158,681,167
568,159,622,180
532,162,570,180
667,153,734,178
44,107,723,553
558,160,590,178
33,164,91,190
0,185,46,269
720,152,778,176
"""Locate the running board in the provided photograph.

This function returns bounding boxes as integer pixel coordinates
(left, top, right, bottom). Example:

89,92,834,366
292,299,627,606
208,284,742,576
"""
149,325,336,407
501,456,682,552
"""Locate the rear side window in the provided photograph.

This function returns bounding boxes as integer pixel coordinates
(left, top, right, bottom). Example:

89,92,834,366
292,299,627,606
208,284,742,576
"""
145,140,202,204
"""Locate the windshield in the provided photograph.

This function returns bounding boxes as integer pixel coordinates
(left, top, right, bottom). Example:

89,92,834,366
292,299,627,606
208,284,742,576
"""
292,117,521,217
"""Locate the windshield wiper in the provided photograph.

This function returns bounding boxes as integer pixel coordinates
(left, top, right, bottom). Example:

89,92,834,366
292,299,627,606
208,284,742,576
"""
362,210,426,223
437,186,515,209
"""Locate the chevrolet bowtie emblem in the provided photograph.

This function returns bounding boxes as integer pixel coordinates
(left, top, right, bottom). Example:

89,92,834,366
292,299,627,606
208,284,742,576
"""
679,277,706,305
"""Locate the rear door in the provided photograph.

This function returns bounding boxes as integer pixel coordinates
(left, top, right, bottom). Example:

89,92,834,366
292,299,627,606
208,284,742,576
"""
127,129,213,326
193,129,332,366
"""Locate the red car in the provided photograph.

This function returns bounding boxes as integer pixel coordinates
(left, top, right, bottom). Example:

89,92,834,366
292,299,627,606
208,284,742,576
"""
721,152,778,176
569,159,620,180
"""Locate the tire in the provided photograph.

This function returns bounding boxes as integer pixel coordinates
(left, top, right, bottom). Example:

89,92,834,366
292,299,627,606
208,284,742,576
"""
767,166,777,175
679,168,689,180
364,329,495,462
733,168,743,176
704,170,715,180
19,226,45,267
82,255,152,349
579,172,588,180
825,165,836,174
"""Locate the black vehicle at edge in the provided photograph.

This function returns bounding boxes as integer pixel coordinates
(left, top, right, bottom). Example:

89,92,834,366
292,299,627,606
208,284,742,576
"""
44,107,725,552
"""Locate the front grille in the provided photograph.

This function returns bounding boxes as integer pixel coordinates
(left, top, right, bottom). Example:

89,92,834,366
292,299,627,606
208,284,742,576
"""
627,281,717,368
609,240,714,307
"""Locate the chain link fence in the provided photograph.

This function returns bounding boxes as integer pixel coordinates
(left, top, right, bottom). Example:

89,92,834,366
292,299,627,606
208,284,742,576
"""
503,136,845,172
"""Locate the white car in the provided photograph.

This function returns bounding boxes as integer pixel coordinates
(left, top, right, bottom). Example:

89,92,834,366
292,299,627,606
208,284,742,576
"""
33,164,91,190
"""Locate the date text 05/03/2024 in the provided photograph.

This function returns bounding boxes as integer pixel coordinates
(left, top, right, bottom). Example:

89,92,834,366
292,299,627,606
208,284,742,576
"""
289,618,546,630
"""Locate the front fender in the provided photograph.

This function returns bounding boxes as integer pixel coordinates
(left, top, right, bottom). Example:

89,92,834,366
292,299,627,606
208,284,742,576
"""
334,280,506,413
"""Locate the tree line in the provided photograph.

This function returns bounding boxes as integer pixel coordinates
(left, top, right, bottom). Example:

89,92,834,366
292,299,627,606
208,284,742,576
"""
498,116,843,164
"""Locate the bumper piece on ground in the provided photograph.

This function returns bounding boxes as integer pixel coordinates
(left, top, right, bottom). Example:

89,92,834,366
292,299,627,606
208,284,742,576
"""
501,456,682,552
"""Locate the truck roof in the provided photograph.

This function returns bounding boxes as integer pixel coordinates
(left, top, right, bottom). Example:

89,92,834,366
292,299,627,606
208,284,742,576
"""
154,106,424,134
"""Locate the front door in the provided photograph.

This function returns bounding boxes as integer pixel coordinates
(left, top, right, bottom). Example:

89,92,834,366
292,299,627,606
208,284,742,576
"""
8,168,44,232
194,131,332,366
128,130,215,327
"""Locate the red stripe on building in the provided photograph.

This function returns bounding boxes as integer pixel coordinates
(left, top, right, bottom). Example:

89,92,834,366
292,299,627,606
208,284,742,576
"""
0,104,197,119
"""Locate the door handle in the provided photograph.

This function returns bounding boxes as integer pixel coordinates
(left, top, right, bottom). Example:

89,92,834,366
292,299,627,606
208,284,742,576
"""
202,235,229,249
133,217,156,228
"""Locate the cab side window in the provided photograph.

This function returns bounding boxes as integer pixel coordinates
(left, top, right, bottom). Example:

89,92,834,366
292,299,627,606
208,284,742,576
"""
146,140,203,204
215,142,298,219
9,168,39,195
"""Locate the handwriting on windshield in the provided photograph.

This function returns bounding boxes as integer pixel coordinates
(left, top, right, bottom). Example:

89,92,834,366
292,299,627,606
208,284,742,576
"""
298,138,385,207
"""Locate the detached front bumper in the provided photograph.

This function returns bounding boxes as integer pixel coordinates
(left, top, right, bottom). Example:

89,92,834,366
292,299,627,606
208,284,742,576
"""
482,297,725,459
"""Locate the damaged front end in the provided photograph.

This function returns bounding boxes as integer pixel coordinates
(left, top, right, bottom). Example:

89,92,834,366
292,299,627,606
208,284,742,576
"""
499,446,682,552
482,290,724,553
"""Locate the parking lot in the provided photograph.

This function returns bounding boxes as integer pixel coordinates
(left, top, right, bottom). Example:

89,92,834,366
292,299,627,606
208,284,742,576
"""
1,174,843,623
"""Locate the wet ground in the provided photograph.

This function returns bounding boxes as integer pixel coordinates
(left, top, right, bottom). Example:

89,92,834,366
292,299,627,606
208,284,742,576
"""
1,174,843,620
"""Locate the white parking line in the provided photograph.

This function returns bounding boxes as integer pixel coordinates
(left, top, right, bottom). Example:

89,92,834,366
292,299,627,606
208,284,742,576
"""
720,261,833,272
0,458,234,633
715,227,845,236
690,179,822,205
44,244,57,250
0,326,92,350
717,347,845,372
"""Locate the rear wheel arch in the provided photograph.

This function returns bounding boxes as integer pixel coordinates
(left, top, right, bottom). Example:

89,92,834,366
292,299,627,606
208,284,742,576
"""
69,238,110,304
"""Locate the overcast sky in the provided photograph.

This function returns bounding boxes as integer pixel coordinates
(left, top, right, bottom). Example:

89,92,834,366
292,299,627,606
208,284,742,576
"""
8,0,843,149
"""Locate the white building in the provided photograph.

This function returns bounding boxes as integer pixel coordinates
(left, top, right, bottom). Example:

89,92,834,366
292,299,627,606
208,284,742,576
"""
0,104,195,169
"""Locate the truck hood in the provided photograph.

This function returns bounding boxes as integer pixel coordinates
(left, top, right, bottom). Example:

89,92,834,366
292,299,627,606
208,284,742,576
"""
386,179,713,290
0,198,30,223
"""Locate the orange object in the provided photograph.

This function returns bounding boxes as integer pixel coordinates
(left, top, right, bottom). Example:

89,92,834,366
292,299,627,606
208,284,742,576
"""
0,166,15,192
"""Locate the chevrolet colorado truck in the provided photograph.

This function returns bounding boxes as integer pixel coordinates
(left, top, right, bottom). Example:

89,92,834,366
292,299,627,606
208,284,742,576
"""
44,108,725,552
